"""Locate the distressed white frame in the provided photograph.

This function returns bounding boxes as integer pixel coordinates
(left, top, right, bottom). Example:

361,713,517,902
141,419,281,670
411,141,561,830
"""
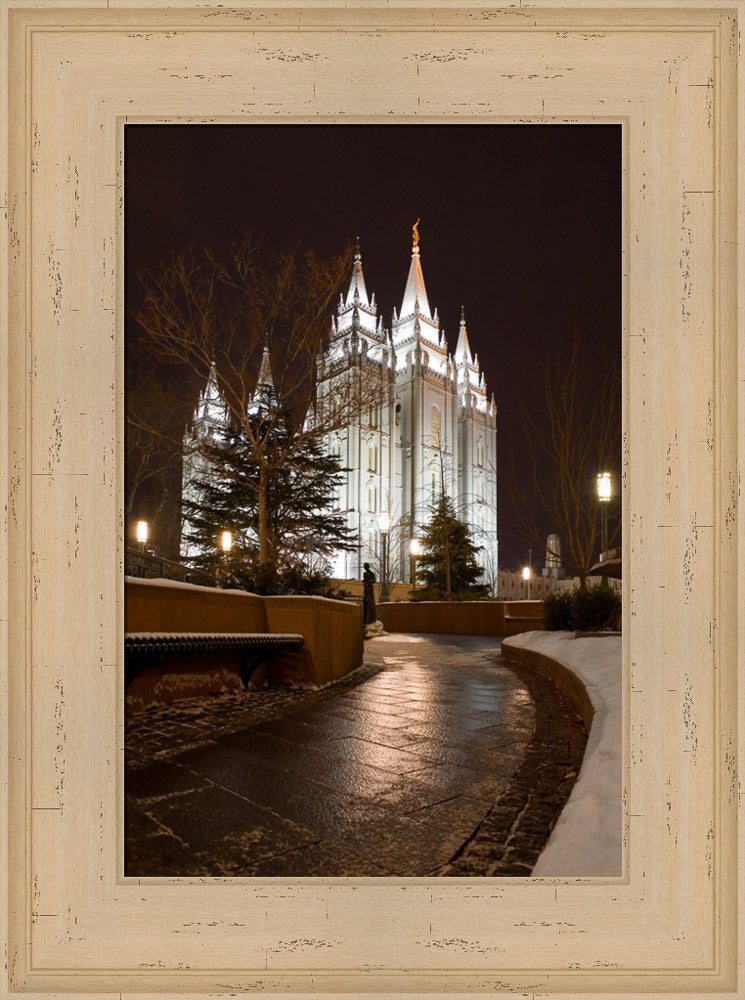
0,2,742,997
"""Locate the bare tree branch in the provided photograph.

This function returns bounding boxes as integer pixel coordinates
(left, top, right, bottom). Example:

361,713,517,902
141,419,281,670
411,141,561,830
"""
505,330,621,586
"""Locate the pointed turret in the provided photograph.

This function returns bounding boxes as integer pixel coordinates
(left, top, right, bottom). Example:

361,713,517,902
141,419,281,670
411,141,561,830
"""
257,341,274,390
454,306,474,367
400,221,432,320
195,358,224,427
344,237,370,308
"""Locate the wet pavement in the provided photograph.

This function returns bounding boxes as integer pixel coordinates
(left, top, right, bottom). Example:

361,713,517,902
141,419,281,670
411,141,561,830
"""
125,634,586,877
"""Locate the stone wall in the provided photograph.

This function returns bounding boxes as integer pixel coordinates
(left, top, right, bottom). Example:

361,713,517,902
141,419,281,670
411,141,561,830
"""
376,599,544,637
125,578,364,714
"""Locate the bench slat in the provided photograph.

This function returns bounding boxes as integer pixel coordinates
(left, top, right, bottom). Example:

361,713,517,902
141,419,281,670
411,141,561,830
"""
124,632,304,691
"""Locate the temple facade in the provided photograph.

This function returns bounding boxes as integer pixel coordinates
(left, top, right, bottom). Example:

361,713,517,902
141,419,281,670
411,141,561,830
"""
181,229,498,584
317,230,498,583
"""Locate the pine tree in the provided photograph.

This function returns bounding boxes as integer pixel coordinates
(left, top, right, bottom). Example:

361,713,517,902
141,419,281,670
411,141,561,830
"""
182,387,356,594
415,493,488,601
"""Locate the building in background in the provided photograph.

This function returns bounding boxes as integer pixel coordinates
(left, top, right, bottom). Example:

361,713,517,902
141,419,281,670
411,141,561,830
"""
542,532,565,581
317,229,498,582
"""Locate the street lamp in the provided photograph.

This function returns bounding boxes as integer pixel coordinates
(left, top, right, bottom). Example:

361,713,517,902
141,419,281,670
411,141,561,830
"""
219,530,232,588
135,520,148,550
409,536,422,587
377,510,390,603
522,564,532,600
597,471,612,556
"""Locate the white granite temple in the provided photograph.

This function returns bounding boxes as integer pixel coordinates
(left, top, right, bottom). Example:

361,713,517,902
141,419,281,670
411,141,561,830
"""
317,227,498,582
182,227,498,584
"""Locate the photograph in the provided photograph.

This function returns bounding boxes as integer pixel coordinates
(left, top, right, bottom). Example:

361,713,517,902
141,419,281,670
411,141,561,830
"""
123,123,622,878
4,2,738,994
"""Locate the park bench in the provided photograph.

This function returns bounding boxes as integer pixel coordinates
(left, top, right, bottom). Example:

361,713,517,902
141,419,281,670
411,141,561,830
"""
124,631,305,691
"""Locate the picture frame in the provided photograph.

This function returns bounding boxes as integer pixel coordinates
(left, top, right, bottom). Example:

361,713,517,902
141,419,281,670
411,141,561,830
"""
1,2,741,997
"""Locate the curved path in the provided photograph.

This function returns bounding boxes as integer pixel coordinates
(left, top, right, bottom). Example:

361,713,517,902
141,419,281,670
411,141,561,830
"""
126,634,585,877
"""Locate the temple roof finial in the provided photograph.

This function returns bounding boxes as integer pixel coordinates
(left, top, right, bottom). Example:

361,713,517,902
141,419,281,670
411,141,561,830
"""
400,224,431,319
412,217,420,250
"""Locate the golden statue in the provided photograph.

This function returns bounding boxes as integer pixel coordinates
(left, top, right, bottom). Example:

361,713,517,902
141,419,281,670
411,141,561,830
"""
412,217,420,248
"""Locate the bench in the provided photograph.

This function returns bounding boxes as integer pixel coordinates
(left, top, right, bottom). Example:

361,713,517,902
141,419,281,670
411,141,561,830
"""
124,631,305,691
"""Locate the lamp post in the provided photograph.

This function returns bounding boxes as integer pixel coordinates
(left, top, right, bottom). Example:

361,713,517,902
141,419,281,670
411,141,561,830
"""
522,564,532,600
377,510,390,603
220,530,232,588
597,471,611,587
597,471,611,556
135,520,148,551
409,536,422,588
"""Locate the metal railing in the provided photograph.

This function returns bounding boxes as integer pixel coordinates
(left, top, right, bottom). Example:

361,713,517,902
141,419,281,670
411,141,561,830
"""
124,546,218,588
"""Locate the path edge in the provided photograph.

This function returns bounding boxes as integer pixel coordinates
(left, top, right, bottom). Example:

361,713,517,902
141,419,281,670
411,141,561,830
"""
502,631,622,878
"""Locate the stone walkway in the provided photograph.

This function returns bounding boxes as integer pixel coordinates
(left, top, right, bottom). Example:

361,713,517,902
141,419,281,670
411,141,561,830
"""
125,634,586,877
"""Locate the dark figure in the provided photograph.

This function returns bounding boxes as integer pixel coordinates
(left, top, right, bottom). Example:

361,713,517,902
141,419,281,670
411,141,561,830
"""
362,562,377,625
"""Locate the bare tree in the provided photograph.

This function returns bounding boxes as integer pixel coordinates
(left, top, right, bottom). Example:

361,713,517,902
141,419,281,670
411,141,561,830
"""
506,332,621,587
129,235,384,567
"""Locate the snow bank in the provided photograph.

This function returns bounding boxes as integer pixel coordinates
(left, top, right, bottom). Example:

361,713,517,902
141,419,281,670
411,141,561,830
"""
502,630,622,878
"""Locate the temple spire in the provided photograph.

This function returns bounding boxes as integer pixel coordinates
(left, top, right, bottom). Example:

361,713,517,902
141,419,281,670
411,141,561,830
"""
400,220,432,319
454,305,473,366
256,339,274,389
344,236,370,307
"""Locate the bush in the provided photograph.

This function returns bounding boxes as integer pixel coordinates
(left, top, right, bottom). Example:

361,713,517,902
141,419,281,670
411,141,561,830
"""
570,583,621,632
543,589,575,630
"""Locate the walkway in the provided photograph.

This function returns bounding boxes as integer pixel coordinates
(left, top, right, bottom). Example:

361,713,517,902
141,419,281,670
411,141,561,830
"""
125,634,586,877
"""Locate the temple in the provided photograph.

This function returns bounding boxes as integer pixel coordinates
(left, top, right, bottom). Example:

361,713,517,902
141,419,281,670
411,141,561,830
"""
317,228,498,582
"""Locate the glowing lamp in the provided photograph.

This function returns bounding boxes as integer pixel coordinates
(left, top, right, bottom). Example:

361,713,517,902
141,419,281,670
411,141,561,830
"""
597,471,612,502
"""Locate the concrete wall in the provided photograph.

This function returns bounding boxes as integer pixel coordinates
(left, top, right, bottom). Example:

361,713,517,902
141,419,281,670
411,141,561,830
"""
376,599,544,637
336,578,417,603
126,578,268,633
264,595,364,687
124,578,364,714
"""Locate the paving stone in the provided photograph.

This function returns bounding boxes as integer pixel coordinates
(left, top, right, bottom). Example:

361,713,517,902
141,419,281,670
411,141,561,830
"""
127,759,212,801
150,784,318,868
125,634,587,877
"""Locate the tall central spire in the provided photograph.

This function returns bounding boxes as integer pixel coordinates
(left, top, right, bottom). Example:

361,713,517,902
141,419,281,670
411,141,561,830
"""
400,219,431,320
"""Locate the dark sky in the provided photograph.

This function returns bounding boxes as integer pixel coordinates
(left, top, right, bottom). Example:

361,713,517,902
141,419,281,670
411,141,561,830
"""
126,124,621,570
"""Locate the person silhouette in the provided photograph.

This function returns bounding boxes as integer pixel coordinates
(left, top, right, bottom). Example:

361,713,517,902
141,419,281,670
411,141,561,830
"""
362,562,377,625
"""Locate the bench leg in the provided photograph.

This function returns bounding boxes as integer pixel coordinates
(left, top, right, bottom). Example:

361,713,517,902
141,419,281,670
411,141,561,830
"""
240,652,274,690
125,652,163,691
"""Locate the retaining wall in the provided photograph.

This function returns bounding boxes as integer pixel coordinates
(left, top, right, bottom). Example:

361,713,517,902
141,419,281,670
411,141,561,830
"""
376,599,544,637
124,578,363,714
502,631,622,877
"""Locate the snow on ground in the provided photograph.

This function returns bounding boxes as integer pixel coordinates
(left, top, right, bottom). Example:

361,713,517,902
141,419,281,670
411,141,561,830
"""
502,630,622,878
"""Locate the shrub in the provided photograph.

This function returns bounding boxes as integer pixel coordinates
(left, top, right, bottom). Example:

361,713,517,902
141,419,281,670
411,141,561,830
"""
570,583,621,632
543,589,575,631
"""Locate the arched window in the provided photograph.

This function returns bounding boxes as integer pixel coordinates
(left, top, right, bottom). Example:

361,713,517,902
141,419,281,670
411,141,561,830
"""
476,437,484,467
368,486,378,513
368,443,378,472
431,405,441,448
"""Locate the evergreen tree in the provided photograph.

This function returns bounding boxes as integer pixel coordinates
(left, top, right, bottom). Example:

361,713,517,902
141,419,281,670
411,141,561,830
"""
414,493,488,601
182,387,356,594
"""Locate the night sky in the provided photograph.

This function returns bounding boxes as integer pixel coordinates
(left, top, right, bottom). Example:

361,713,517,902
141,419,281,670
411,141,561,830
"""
125,124,621,570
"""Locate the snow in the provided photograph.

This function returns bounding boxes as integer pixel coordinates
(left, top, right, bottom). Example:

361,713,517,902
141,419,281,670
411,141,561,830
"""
502,630,622,878
125,575,258,595
364,619,387,638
